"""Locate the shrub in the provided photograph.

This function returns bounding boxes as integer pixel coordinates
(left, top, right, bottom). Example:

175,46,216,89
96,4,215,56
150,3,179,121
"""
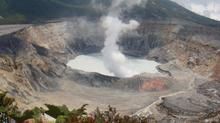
0,91,156,123
0,91,19,123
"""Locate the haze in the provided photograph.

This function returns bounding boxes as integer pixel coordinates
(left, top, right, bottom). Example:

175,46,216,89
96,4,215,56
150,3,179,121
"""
173,0,220,21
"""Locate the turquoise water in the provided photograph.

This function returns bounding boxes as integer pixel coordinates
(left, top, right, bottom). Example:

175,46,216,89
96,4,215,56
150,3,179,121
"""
67,53,160,77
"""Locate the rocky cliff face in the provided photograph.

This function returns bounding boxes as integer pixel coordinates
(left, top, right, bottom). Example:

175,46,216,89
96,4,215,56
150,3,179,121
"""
0,24,68,107
0,15,220,122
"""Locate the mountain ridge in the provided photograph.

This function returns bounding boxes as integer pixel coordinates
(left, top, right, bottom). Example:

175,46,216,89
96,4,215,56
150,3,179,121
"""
0,0,219,28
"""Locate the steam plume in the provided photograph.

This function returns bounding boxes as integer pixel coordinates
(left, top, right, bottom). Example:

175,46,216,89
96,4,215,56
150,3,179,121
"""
101,0,143,77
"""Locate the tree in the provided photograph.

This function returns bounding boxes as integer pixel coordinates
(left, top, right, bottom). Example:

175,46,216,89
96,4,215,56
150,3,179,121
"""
0,91,19,123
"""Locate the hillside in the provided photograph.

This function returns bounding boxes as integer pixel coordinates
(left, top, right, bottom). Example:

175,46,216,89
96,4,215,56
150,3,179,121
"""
0,0,220,28
0,0,104,24
125,0,220,27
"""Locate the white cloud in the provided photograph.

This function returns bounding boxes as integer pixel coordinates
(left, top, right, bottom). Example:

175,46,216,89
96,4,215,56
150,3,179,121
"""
172,0,220,21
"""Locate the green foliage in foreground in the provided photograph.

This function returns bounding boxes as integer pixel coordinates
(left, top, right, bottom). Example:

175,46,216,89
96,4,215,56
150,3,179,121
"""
45,105,156,123
45,104,88,123
12,107,45,122
0,91,19,123
0,91,156,123
0,90,44,123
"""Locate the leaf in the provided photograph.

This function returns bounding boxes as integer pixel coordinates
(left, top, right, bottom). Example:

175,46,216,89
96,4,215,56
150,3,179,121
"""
0,92,7,104
3,96,15,107
45,104,70,119
12,107,43,122
0,106,6,113
56,115,68,123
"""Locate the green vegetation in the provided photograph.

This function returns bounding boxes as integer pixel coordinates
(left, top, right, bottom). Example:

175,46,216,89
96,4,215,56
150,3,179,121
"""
45,104,88,123
0,0,105,24
0,90,45,123
0,91,19,123
45,104,156,123
0,91,156,123
12,107,45,122
0,0,219,27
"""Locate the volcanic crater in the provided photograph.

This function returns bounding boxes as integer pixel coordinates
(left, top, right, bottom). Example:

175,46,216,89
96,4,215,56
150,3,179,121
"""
0,0,220,122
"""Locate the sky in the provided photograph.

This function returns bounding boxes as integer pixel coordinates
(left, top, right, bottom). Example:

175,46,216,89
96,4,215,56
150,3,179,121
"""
172,0,220,21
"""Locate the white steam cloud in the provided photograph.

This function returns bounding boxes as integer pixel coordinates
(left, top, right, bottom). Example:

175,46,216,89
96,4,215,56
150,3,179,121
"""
101,17,139,77
101,0,143,77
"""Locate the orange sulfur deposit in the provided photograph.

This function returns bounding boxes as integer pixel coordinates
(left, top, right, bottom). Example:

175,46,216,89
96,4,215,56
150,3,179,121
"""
139,78,167,92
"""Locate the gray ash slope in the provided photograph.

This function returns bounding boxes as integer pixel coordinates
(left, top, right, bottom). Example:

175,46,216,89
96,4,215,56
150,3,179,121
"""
0,0,220,122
